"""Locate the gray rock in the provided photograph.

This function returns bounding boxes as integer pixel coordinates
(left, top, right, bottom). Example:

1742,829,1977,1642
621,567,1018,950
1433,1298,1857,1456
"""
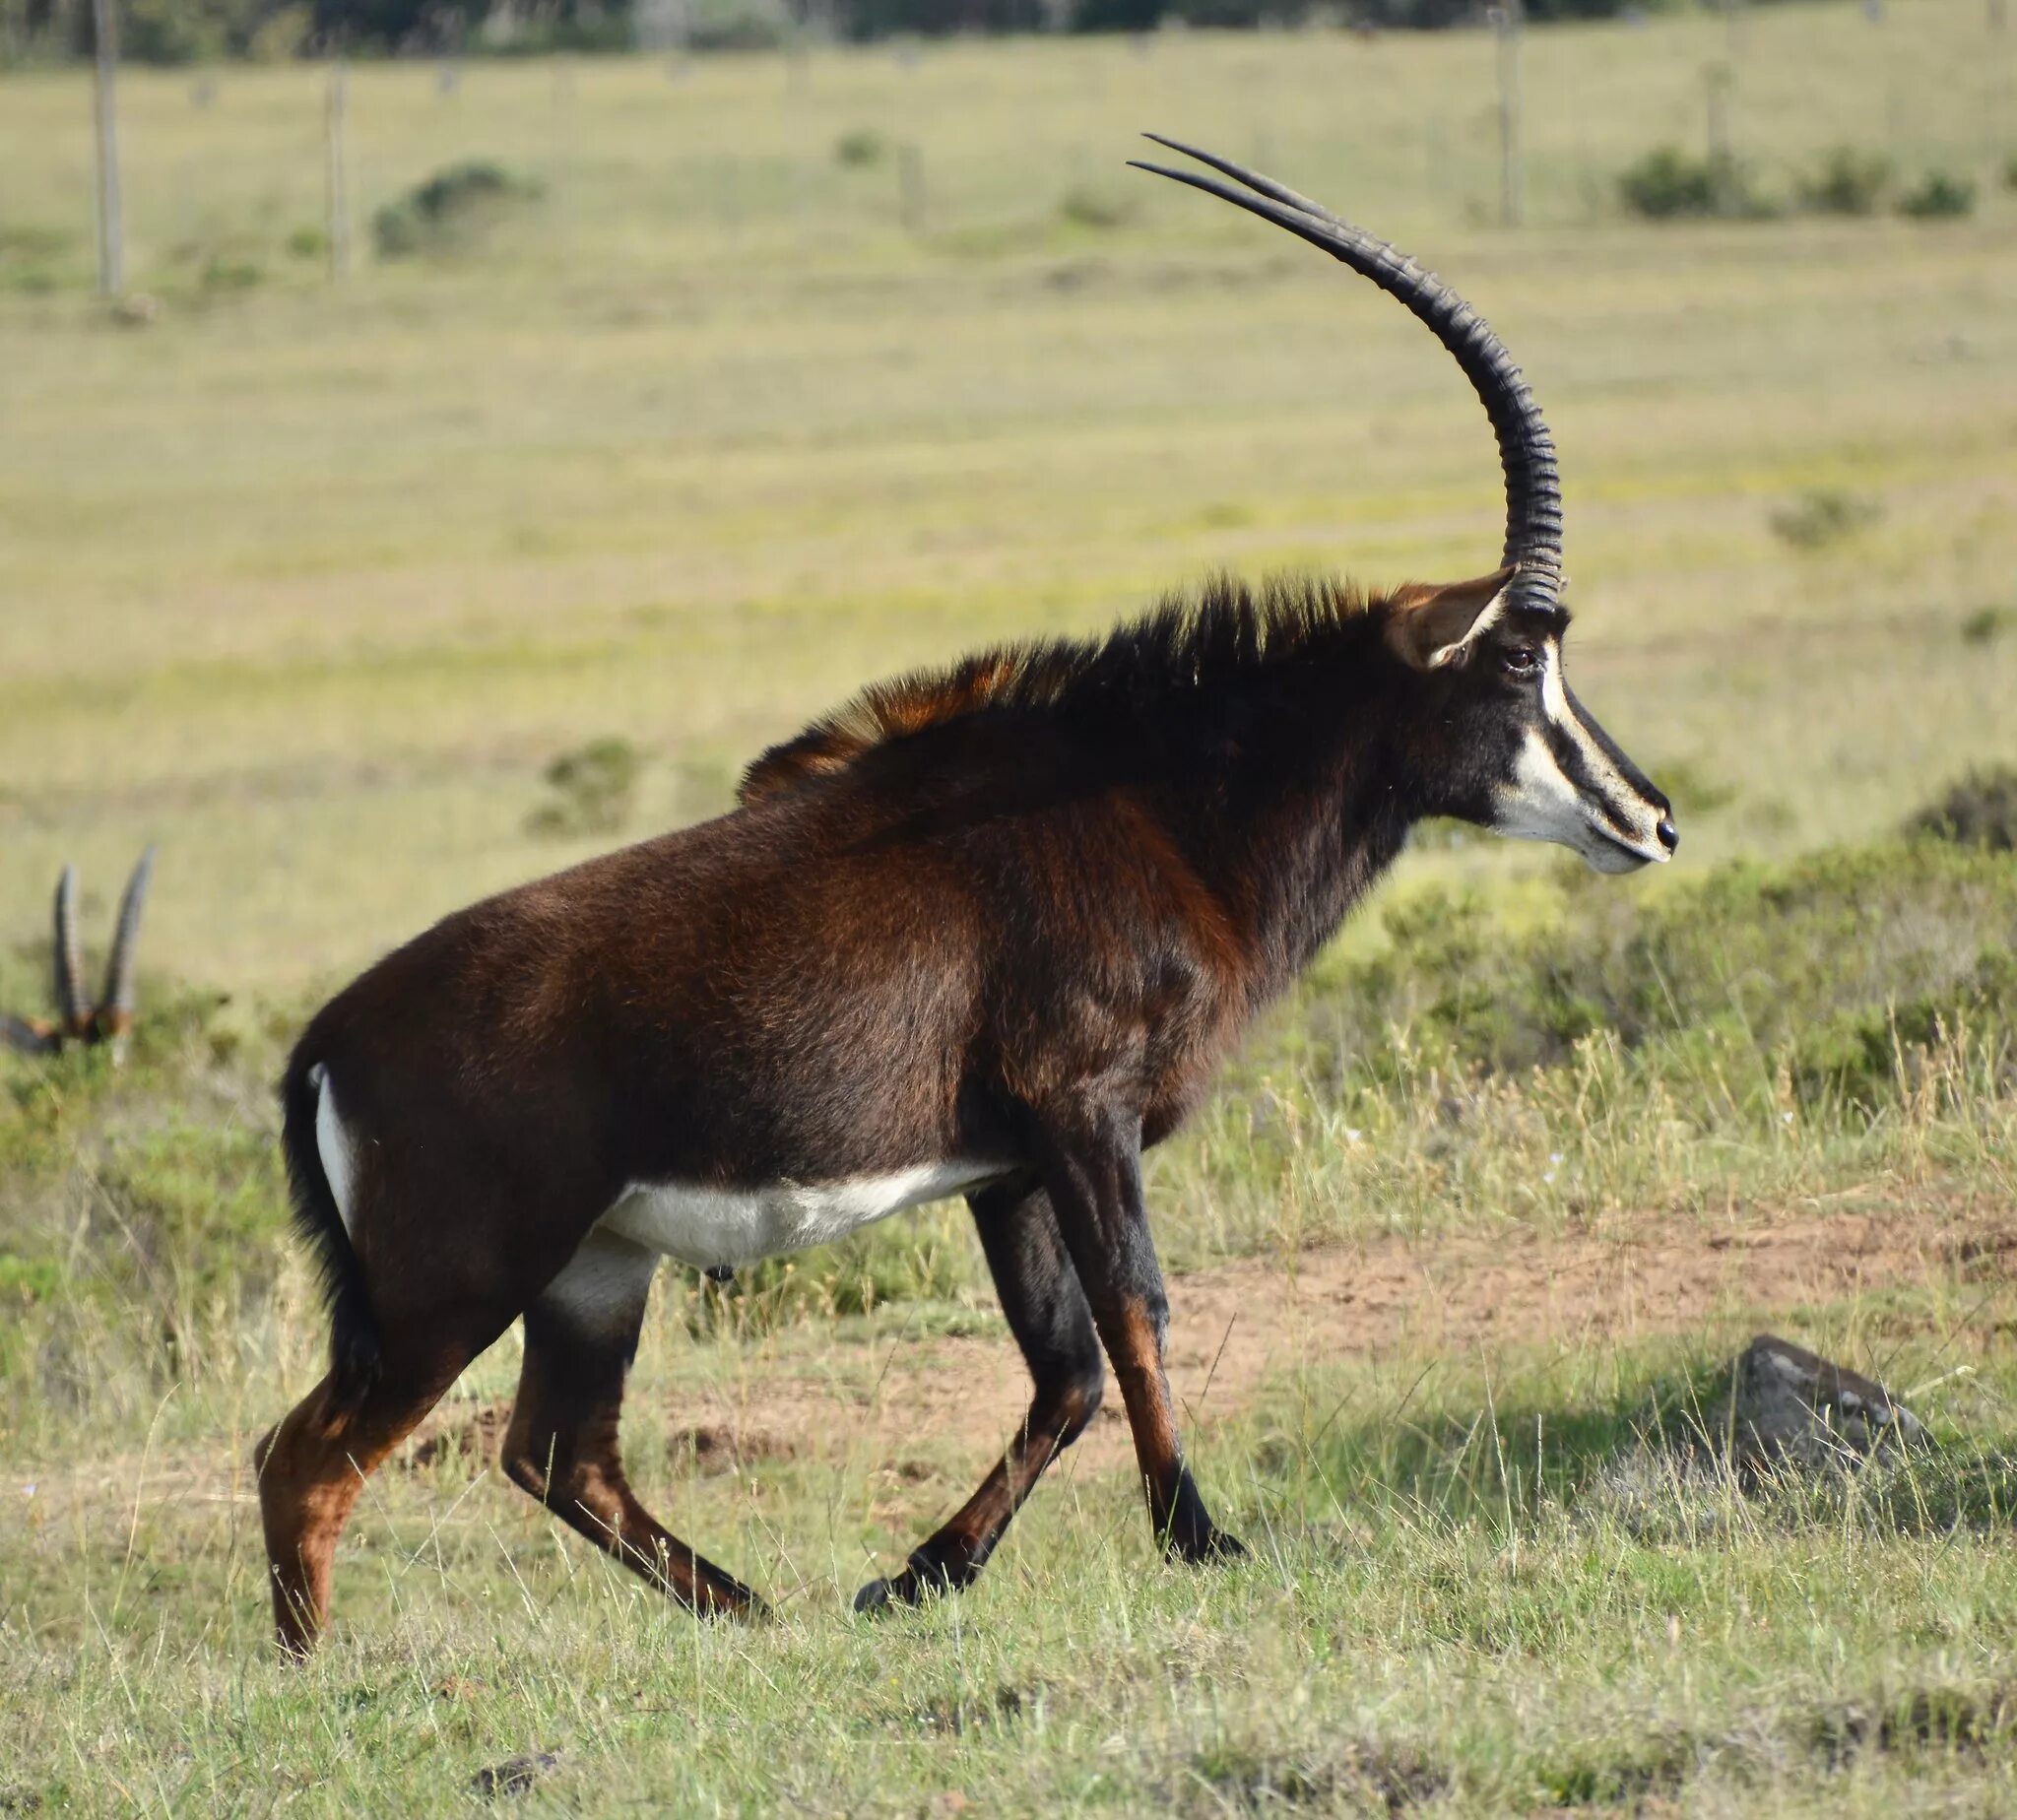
1719,1333,1925,1473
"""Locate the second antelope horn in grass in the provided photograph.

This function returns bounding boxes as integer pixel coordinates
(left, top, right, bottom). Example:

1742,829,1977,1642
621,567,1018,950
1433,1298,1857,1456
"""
52,864,89,1033
101,845,157,1020
1133,135,1566,607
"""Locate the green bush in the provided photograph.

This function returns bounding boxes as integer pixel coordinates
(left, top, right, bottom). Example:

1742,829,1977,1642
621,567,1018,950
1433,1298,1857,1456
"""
1059,183,1139,229
1898,170,1976,220
1617,146,1774,221
1906,766,2017,854
1295,841,2017,1110
1796,146,1891,216
833,127,887,167
526,736,643,838
1769,488,1880,551
372,161,542,260
1961,606,2011,647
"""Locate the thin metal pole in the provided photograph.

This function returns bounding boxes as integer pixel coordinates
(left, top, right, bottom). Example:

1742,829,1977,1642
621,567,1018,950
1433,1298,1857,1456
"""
1493,2,1524,229
91,0,122,295
325,60,351,282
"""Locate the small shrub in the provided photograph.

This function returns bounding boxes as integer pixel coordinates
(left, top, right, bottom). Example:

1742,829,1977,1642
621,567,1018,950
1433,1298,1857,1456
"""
1898,170,1976,220
1905,765,2017,854
1769,488,1880,552
285,226,327,262
526,737,642,839
1796,146,1891,216
1618,146,1774,221
2006,153,2017,192
833,128,887,168
372,161,541,260
1961,606,2011,646
1059,184,1139,230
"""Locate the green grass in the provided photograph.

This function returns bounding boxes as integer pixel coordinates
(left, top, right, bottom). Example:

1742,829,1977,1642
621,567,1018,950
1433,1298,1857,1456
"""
5,4,2017,1809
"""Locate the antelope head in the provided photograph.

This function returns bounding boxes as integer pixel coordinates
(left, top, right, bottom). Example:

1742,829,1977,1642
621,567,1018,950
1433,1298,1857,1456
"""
2,848,157,1062
1134,138,1676,874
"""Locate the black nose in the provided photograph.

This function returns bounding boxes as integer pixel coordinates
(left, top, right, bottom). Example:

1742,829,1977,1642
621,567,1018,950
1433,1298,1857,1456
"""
1656,815,1679,855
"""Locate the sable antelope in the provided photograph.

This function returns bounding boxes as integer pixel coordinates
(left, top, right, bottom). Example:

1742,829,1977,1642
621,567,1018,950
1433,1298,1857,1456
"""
257,138,1675,1656
2,848,156,1062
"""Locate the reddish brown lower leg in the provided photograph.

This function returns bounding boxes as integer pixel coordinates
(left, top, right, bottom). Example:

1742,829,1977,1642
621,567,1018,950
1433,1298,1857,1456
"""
256,1345,475,1656
1037,1105,1244,1564
502,1234,761,1618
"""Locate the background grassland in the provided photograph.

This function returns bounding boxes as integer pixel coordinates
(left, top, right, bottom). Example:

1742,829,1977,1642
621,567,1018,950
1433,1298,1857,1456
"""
2,0,2016,986
5,2,2017,1812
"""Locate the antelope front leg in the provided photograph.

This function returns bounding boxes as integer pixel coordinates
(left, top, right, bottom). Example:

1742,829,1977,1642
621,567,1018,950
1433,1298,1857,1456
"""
1033,1100,1243,1564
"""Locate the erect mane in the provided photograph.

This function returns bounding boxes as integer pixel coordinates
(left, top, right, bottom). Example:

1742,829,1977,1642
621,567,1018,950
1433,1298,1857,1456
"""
737,572,1376,805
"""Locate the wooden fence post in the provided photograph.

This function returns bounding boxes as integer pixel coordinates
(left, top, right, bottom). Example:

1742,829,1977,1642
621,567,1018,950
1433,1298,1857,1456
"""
91,0,123,295
325,60,351,282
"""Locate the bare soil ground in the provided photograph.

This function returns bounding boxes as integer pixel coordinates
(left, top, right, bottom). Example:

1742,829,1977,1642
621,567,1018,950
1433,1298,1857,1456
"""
23,1199,2000,1525
428,1196,2013,1483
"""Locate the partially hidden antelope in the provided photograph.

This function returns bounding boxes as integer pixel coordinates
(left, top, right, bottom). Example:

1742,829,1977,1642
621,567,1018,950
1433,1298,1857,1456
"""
258,139,1675,1656
2,848,156,1062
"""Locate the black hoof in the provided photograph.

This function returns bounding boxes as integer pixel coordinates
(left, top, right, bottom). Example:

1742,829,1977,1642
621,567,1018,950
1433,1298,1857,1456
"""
1169,1526,1247,1566
855,1549,961,1615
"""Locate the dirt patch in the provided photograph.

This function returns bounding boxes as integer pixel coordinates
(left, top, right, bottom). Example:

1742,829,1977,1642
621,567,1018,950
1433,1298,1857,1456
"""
693,1202,2009,1479
666,1421,795,1476
400,1400,509,1472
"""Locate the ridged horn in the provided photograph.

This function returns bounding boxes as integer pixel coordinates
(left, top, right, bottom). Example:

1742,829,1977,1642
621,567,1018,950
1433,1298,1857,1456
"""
1133,134,1565,607
100,845,156,1025
53,865,89,1035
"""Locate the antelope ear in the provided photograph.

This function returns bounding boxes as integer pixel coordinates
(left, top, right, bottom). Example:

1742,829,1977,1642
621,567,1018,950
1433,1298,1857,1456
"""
1385,566,1517,671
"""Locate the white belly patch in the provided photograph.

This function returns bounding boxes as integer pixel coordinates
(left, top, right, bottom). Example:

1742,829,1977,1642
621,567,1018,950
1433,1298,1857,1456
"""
595,1159,1012,1270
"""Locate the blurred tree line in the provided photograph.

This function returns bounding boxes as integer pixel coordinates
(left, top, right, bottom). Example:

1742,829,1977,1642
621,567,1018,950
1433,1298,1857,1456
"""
0,0,1695,64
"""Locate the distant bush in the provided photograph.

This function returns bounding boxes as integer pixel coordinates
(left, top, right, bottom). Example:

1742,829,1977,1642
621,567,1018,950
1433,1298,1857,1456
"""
1299,840,2017,1110
1617,146,1774,221
833,128,888,167
1961,606,2012,647
1796,147,1891,216
372,161,541,260
1059,184,1139,229
1769,488,1880,551
1898,169,1976,220
1905,766,2017,854
527,737,642,838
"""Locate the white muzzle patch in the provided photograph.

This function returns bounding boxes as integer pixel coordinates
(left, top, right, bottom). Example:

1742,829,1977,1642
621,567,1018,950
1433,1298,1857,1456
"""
1489,650,1670,873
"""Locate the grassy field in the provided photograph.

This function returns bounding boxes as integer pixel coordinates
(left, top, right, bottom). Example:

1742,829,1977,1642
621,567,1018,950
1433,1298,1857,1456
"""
5,2,2017,1811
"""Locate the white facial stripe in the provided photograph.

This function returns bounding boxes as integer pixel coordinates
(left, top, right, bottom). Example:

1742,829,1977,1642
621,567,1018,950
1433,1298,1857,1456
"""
1538,651,1642,820
310,1064,359,1237
1490,645,1667,872
598,1159,1013,1271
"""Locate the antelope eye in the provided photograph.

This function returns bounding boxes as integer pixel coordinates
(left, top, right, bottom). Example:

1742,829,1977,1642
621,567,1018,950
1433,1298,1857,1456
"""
1501,645,1540,678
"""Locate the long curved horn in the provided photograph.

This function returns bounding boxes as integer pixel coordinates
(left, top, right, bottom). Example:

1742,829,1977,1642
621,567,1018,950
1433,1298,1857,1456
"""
53,864,89,1035
100,844,156,1027
1133,135,1565,606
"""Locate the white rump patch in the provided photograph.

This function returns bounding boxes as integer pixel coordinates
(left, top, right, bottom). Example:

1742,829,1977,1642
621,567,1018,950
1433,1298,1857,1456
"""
597,1159,1012,1271
310,1064,359,1237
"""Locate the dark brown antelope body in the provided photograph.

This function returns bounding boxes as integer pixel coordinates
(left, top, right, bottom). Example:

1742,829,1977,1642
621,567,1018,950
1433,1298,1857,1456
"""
256,143,1676,1654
